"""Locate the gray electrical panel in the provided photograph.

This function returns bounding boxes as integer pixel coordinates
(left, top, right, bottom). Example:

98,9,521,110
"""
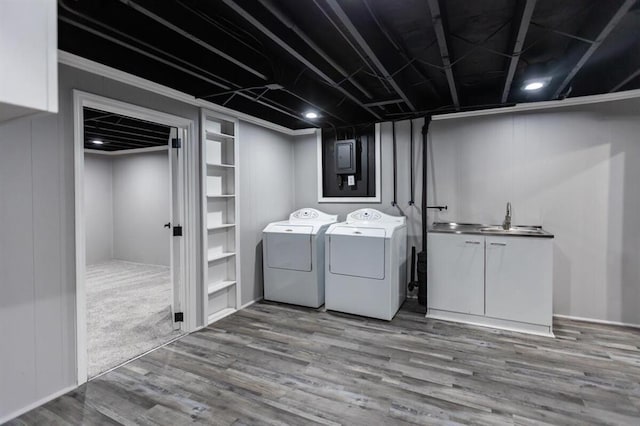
335,139,357,174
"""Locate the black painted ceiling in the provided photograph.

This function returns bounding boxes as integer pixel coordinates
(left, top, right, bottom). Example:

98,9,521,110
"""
61,0,640,130
84,107,171,151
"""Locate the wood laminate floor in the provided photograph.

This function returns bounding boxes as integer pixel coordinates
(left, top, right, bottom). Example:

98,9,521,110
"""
9,300,640,425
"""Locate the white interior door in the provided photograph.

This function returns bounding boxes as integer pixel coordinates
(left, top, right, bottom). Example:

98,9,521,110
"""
169,127,185,330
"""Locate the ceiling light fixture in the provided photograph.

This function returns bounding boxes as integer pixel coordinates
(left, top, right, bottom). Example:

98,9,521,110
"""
92,139,104,145
523,81,545,91
304,111,318,119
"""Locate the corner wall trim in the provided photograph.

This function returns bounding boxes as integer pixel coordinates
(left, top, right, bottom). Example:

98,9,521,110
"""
58,50,317,136
432,88,640,121
240,298,263,310
553,314,640,329
0,385,77,425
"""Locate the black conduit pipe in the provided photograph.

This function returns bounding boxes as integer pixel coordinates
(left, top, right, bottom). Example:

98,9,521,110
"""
418,116,432,307
409,119,414,206
421,116,431,252
391,121,397,207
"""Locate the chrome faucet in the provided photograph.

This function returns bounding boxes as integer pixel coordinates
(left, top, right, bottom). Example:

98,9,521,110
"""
502,202,512,230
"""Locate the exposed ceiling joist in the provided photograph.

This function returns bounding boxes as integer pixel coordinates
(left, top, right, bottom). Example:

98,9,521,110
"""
118,0,269,80
324,0,416,112
553,0,637,99
501,0,537,103
610,68,640,92
427,0,460,110
60,15,320,127
220,0,382,120
363,99,404,107
259,0,373,101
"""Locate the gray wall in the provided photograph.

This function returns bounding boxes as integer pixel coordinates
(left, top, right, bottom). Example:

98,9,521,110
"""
0,114,70,420
293,120,425,296
113,151,170,266
239,120,295,306
0,64,201,421
427,98,640,325
0,63,297,421
84,153,113,265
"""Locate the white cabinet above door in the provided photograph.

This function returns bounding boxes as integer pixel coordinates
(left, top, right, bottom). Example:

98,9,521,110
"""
0,0,58,122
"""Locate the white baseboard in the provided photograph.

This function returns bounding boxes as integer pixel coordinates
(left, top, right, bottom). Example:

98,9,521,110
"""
553,314,640,329
240,297,263,310
0,384,77,425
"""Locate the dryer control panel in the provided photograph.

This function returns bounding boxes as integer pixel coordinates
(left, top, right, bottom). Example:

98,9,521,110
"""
289,208,338,225
291,209,319,220
346,209,405,225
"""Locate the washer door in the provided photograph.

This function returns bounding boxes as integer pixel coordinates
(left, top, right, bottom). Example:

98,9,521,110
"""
265,225,313,271
329,227,386,279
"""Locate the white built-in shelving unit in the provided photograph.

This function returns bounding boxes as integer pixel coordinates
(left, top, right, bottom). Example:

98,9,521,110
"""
201,110,240,324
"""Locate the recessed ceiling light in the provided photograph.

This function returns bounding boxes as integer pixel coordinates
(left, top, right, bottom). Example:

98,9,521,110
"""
92,139,104,145
304,111,318,119
524,81,545,91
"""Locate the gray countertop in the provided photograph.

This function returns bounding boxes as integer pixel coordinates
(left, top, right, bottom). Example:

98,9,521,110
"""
428,222,554,238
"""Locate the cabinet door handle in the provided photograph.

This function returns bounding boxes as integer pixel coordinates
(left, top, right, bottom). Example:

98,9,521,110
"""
490,242,507,246
465,241,481,245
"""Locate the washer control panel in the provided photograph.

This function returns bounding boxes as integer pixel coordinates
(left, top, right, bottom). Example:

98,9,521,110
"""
292,209,319,220
351,209,382,221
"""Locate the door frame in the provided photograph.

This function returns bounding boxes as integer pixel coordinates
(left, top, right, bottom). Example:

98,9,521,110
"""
73,90,198,385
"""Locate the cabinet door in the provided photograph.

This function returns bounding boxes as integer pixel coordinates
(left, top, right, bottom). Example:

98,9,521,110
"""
427,233,484,315
485,237,552,325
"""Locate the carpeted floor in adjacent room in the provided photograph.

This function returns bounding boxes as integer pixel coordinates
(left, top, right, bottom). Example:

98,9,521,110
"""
86,260,183,378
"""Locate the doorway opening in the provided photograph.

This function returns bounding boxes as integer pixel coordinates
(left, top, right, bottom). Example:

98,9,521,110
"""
74,91,198,384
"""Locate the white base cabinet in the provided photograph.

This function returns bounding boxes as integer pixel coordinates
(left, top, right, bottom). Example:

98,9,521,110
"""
427,233,554,336
485,236,553,327
427,233,484,316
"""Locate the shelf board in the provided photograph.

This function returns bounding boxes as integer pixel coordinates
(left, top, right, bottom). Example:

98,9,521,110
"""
207,280,237,295
206,130,234,140
207,223,236,231
206,194,235,198
207,251,236,262
206,162,235,169
207,307,236,325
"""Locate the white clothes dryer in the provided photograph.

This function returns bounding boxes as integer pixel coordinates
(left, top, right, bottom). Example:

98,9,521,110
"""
325,208,407,320
263,208,338,307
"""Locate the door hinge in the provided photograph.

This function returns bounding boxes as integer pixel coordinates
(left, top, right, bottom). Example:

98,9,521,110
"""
172,138,182,149
174,312,184,322
173,226,183,236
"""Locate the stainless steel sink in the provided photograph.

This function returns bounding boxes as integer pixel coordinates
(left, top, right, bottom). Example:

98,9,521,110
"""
479,226,546,235
429,222,554,238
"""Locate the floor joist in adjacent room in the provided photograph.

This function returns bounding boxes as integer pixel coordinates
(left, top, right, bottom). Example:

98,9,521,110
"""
10,301,640,425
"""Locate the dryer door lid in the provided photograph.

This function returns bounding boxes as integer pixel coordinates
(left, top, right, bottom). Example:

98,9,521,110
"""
329,226,386,238
265,224,314,234
328,228,386,280
265,226,313,272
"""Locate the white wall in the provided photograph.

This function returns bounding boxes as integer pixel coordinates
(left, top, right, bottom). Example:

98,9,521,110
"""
0,114,70,421
239,120,295,306
84,154,113,265
0,62,304,421
113,151,170,266
293,120,425,293
0,64,202,422
427,98,640,325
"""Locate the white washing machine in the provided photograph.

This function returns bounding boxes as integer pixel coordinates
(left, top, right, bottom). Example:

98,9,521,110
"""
325,208,407,320
263,208,338,307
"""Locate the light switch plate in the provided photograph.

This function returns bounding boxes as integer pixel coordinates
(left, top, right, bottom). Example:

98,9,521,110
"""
347,175,355,186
